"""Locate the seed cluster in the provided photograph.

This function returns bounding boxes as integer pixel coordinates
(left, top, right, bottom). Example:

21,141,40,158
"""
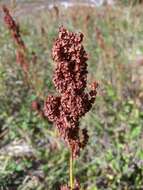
2,6,28,73
44,27,98,158
2,6,25,49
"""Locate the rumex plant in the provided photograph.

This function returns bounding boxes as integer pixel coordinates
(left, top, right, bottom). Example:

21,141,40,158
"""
2,5,42,98
2,6,98,190
2,6,28,73
44,27,98,189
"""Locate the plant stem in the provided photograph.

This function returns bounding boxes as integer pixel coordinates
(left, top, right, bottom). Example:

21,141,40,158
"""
70,151,74,190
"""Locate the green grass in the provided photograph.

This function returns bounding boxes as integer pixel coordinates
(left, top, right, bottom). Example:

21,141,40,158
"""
0,2,143,190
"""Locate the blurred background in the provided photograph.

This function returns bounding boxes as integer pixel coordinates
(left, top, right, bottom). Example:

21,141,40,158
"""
0,0,143,189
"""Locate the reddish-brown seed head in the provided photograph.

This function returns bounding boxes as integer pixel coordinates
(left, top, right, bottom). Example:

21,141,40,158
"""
44,27,98,158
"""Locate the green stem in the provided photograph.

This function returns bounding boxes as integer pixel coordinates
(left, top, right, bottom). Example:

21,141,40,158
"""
70,152,74,190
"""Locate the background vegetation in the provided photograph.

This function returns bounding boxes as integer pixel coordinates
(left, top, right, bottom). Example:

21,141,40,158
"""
0,1,143,189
